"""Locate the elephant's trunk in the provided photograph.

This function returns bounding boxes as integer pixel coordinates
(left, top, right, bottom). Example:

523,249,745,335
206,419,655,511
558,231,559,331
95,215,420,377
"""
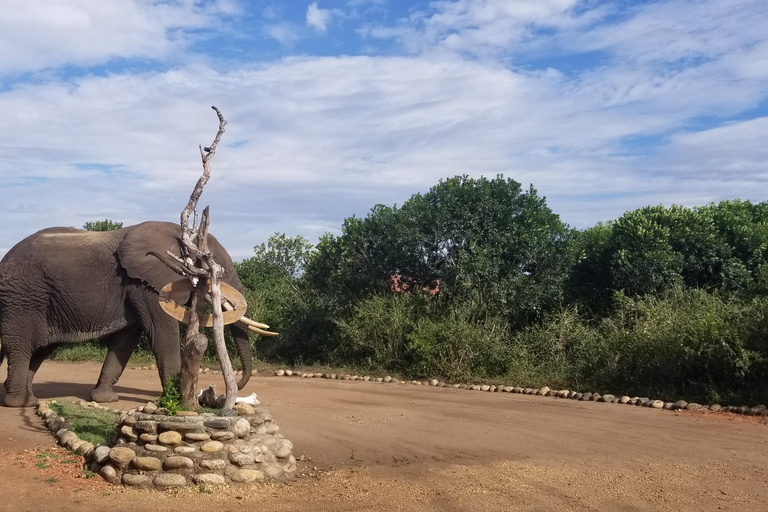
231,322,252,389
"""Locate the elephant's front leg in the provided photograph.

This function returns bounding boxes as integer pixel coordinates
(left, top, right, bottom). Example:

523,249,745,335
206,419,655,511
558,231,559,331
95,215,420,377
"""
91,326,142,403
3,341,35,407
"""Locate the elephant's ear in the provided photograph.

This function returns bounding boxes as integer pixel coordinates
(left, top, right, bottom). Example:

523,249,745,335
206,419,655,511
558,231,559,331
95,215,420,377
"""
117,221,188,296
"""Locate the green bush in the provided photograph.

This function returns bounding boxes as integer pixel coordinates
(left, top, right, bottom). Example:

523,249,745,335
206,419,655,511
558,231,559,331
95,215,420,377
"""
334,293,421,370
157,374,182,415
408,313,511,381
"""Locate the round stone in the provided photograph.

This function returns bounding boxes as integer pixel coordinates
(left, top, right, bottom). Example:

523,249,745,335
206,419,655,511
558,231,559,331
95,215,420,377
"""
122,473,151,487
375,377,383,382
383,376,392,383
154,473,187,488
158,431,182,445
429,379,439,386
264,464,285,480
601,394,616,403
199,459,227,470
144,444,168,453
276,445,292,459
275,370,285,376
230,453,255,466
76,442,94,457
685,403,702,410
108,446,136,467
285,370,293,376
164,456,194,470
93,445,111,464
234,403,255,416
139,433,158,443
194,474,225,486
58,430,77,447
173,446,197,455
184,432,211,442
211,431,236,442
230,469,265,483
709,404,722,412
538,386,550,395
233,418,251,438
672,400,688,410
120,425,138,441
480,385,490,392
134,421,158,434
132,456,162,471
143,403,157,415
650,400,664,409
201,441,225,453
99,464,116,482
619,396,630,404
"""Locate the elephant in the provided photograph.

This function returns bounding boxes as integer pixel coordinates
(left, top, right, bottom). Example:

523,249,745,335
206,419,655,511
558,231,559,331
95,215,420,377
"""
0,221,253,407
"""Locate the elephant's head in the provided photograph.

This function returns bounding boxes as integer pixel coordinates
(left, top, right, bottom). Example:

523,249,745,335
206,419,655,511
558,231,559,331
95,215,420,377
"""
115,221,253,389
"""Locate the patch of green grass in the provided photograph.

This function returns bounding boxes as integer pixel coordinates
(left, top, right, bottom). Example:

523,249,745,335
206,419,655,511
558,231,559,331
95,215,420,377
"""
35,462,51,469
198,405,221,415
50,340,155,365
49,401,119,446
198,484,213,494
82,470,96,479
35,452,59,459
44,478,58,484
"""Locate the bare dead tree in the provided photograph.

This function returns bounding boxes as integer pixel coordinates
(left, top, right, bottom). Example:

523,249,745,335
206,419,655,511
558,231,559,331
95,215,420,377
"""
172,106,239,412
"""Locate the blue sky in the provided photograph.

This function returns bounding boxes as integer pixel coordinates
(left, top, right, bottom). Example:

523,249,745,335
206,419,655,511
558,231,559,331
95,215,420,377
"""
1,0,767,259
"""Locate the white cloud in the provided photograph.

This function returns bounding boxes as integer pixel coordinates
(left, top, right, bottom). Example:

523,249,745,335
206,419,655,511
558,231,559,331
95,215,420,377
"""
0,0,234,75
264,22,304,45
306,2,332,32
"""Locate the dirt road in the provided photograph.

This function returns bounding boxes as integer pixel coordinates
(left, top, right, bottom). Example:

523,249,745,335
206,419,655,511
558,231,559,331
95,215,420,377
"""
0,362,766,512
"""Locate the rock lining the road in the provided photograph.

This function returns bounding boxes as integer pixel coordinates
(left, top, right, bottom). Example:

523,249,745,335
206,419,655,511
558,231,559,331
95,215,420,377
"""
35,399,296,490
239,368,768,420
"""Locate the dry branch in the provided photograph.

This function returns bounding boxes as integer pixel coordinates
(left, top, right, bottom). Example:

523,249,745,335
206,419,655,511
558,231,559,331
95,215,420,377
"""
175,106,238,412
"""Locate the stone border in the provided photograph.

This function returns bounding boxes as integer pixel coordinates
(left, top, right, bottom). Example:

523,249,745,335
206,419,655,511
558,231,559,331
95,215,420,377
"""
35,399,296,490
263,369,768,418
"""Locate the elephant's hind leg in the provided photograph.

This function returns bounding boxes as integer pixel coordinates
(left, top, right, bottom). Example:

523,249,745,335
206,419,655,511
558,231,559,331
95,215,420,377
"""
22,345,59,406
91,326,141,403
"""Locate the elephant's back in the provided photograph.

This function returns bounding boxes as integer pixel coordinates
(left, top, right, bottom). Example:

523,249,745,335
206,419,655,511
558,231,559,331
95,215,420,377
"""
1,227,125,266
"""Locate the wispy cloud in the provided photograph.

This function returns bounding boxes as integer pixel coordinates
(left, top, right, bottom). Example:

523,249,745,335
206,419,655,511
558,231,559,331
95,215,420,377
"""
306,2,332,32
0,0,236,75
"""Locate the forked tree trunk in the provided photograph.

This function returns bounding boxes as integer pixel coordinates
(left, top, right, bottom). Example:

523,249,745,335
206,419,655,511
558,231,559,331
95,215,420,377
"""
173,106,238,412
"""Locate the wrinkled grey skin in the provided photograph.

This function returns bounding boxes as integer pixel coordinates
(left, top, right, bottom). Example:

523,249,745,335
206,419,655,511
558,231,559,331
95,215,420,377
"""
0,221,252,407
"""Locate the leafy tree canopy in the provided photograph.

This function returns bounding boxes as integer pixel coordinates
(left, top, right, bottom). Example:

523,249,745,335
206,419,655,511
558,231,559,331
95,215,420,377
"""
83,219,123,231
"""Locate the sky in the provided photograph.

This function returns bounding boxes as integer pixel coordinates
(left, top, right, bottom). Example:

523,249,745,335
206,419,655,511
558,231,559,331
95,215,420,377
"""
1,0,767,260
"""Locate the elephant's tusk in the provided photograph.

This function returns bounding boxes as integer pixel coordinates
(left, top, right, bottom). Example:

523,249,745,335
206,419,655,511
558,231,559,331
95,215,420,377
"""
219,296,270,330
247,324,279,337
238,315,270,330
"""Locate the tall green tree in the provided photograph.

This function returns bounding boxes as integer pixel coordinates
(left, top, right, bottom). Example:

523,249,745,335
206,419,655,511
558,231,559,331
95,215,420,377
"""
305,175,574,326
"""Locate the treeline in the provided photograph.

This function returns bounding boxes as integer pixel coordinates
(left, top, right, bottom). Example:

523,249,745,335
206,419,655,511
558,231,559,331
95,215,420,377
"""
237,175,768,405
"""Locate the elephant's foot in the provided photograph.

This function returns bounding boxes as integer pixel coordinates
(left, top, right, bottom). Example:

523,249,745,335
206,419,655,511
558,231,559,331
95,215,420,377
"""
90,387,119,403
4,392,38,408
